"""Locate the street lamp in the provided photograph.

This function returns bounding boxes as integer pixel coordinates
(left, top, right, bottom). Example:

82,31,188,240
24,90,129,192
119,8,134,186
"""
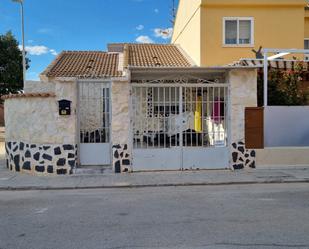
12,0,26,87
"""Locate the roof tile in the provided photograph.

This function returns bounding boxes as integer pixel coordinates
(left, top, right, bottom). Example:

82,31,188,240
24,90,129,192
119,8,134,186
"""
42,51,122,78
42,44,193,78
126,44,191,67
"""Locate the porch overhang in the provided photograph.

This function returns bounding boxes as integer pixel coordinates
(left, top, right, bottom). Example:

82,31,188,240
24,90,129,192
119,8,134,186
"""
128,65,259,73
128,65,259,82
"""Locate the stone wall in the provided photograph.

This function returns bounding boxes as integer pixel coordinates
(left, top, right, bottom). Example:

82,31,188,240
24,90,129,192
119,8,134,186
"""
6,142,77,175
228,69,257,170
4,80,78,175
24,80,55,93
111,81,131,172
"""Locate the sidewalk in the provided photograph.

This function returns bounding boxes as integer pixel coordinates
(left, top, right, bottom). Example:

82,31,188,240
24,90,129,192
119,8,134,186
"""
0,158,309,190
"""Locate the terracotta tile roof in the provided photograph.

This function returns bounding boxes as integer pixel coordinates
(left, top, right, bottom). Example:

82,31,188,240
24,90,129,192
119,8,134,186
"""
42,51,122,78
42,44,193,78
1,92,55,100
124,44,192,67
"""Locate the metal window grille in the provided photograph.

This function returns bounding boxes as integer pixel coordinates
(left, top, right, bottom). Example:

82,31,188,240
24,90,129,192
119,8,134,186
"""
79,82,110,143
132,83,228,149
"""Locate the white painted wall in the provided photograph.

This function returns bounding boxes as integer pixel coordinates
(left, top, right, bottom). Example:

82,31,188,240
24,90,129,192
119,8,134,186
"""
5,81,77,145
265,106,309,147
228,69,258,142
111,81,130,145
24,80,55,93
256,147,309,167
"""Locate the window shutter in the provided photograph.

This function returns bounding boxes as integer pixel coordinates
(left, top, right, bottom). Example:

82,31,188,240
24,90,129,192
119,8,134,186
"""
239,20,251,44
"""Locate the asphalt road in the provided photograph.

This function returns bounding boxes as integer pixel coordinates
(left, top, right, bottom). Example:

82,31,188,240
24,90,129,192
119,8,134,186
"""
0,184,309,249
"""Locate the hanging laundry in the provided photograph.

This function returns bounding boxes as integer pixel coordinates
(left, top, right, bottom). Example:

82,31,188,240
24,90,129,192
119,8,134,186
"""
212,97,221,123
194,95,202,133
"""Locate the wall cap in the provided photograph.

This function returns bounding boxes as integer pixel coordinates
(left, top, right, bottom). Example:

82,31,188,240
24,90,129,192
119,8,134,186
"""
1,92,56,100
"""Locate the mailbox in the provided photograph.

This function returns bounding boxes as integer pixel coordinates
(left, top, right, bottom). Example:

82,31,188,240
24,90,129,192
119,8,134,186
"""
58,99,71,116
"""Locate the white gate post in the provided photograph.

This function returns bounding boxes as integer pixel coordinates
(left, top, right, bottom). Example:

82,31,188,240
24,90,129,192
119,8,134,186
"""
179,85,183,170
263,51,268,107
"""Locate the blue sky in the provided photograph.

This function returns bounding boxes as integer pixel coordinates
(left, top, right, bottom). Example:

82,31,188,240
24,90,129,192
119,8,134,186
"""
0,0,178,80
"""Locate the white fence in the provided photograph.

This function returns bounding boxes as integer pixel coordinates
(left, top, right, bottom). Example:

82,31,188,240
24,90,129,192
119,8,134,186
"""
265,106,309,147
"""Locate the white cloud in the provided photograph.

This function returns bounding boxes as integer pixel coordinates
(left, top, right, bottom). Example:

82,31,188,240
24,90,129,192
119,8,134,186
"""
18,45,58,56
154,28,173,39
136,35,154,44
154,8,159,13
19,45,48,55
136,24,144,31
49,49,58,56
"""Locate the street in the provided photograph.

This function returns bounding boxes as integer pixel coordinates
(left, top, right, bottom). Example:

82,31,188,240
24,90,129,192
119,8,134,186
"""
0,183,309,249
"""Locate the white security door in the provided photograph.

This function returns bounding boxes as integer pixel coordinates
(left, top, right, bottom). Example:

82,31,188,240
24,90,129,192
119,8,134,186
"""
79,81,111,166
131,82,229,171
131,85,182,170
182,84,229,169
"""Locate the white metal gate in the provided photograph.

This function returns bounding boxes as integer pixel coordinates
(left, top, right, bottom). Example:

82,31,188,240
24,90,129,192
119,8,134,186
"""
78,81,111,166
131,82,229,171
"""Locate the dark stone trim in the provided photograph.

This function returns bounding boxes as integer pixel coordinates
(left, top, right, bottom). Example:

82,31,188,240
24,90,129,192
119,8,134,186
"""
231,141,256,170
113,144,131,173
6,141,77,176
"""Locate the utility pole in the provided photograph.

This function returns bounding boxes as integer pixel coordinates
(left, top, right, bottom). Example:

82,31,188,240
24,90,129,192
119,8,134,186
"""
12,0,26,87
170,0,176,26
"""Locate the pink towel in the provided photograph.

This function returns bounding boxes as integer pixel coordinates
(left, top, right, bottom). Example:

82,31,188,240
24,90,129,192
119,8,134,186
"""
212,98,221,123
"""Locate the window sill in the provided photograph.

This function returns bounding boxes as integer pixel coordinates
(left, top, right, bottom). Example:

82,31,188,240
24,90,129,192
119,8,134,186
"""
222,44,254,48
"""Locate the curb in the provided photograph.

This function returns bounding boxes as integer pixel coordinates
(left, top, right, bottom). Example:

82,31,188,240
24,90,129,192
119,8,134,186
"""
1,179,309,191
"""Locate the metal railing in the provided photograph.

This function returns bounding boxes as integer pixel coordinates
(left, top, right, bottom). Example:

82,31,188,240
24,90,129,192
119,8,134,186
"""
79,81,111,144
131,83,228,149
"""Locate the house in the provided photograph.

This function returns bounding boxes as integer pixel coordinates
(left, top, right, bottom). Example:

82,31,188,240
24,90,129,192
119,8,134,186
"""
3,1,309,176
3,44,258,175
172,0,309,66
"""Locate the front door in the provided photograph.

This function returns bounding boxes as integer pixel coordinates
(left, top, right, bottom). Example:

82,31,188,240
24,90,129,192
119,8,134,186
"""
78,81,111,166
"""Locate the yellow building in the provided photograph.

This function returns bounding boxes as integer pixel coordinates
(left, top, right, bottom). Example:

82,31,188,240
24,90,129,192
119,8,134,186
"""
172,0,309,66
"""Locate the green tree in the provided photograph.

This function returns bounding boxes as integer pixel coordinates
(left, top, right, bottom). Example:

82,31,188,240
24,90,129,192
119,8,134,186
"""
257,63,307,106
0,31,30,101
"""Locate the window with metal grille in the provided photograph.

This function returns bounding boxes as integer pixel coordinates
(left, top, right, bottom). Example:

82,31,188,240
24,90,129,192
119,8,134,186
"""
79,83,110,144
132,85,228,149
